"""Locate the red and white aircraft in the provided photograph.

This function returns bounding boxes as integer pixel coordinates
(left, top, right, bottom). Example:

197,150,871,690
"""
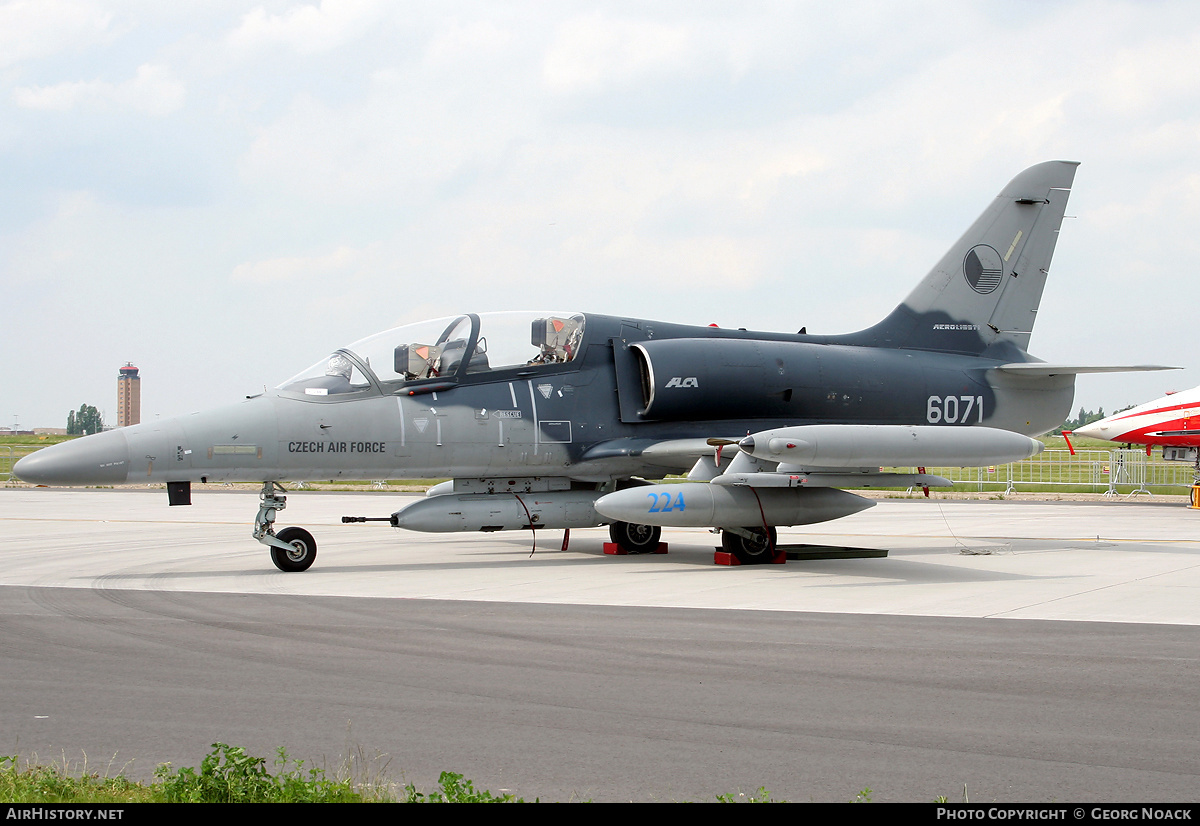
1073,385,1200,460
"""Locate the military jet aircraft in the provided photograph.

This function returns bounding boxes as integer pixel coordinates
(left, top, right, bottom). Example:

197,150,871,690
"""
1073,386,1200,466
15,160,1170,570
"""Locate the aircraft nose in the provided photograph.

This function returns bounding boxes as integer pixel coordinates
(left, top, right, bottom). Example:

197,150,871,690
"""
13,430,131,485
1072,422,1107,440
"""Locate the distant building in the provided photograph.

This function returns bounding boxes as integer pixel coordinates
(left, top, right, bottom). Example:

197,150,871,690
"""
117,363,141,427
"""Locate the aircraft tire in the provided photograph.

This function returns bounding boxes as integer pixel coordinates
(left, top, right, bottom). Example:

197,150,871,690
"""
271,527,317,572
721,526,778,564
608,521,662,554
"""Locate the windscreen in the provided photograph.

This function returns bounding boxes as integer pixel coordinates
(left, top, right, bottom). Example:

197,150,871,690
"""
278,312,584,396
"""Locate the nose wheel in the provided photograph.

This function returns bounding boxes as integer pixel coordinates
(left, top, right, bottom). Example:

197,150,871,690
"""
270,526,317,572
254,481,318,572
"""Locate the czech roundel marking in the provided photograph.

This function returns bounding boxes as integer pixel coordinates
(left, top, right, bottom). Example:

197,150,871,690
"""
963,245,1003,294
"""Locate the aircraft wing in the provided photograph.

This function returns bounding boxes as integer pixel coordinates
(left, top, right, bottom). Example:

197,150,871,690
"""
581,438,740,462
640,438,742,461
580,437,744,478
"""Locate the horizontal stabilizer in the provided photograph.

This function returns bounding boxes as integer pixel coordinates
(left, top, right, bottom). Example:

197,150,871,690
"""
995,363,1178,376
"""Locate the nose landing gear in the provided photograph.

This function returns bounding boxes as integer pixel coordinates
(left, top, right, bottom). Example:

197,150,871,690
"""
253,481,317,572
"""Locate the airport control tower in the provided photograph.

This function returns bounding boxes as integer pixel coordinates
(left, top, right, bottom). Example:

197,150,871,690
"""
117,363,140,427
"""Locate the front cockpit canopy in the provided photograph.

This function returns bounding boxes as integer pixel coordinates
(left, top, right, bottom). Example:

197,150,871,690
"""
279,312,586,397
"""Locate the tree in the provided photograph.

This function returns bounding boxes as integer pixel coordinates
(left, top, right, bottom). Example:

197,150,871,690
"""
1054,405,1128,435
67,404,104,435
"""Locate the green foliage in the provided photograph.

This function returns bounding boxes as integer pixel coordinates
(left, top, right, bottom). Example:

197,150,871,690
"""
66,404,104,436
4,744,853,803
2,745,543,804
154,743,363,803
0,754,153,803
715,786,780,802
851,786,873,803
404,771,525,803
0,434,75,446
1055,404,1136,435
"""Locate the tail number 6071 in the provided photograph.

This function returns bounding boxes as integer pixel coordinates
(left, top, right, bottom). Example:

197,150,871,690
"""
927,395,984,424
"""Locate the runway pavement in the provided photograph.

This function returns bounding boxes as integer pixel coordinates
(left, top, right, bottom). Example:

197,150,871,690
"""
2,488,1198,623
1,488,1198,801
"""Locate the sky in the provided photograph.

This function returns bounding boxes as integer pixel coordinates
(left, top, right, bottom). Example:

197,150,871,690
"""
3,0,1199,429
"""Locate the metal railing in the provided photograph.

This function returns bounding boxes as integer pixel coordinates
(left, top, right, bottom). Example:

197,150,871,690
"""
914,449,1196,496
1,444,42,484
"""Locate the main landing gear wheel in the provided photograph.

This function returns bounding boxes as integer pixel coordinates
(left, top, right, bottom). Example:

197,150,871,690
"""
609,521,662,554
271,526,317,572
721,526,778,565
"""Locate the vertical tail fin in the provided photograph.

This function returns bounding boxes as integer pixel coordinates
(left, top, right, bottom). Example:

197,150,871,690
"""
840,160,1079,356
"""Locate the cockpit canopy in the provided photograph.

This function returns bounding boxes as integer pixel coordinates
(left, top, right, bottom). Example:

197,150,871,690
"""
279,311,586,397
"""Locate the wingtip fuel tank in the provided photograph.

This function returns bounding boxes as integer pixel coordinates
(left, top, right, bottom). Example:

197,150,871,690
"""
737,425,1045,468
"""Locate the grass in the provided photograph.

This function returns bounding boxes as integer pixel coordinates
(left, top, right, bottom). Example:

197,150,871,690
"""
1,743,904,802
0,744,526,803
0,435,76,446
154,743,368,803
0,436,71,481
0,754,156,804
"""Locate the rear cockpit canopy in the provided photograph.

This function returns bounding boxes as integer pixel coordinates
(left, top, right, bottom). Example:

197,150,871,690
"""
278,312,586,397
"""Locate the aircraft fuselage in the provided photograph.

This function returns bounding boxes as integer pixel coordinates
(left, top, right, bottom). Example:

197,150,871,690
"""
23,160,1150,570
17,312,1073,489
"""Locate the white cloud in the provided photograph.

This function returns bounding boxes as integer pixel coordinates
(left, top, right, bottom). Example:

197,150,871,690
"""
227,0,387,54
231,245,365,284
13,63,185,115
423,18,514,70
1092,29,1200,117
0,0,113,69
542,12,693,93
